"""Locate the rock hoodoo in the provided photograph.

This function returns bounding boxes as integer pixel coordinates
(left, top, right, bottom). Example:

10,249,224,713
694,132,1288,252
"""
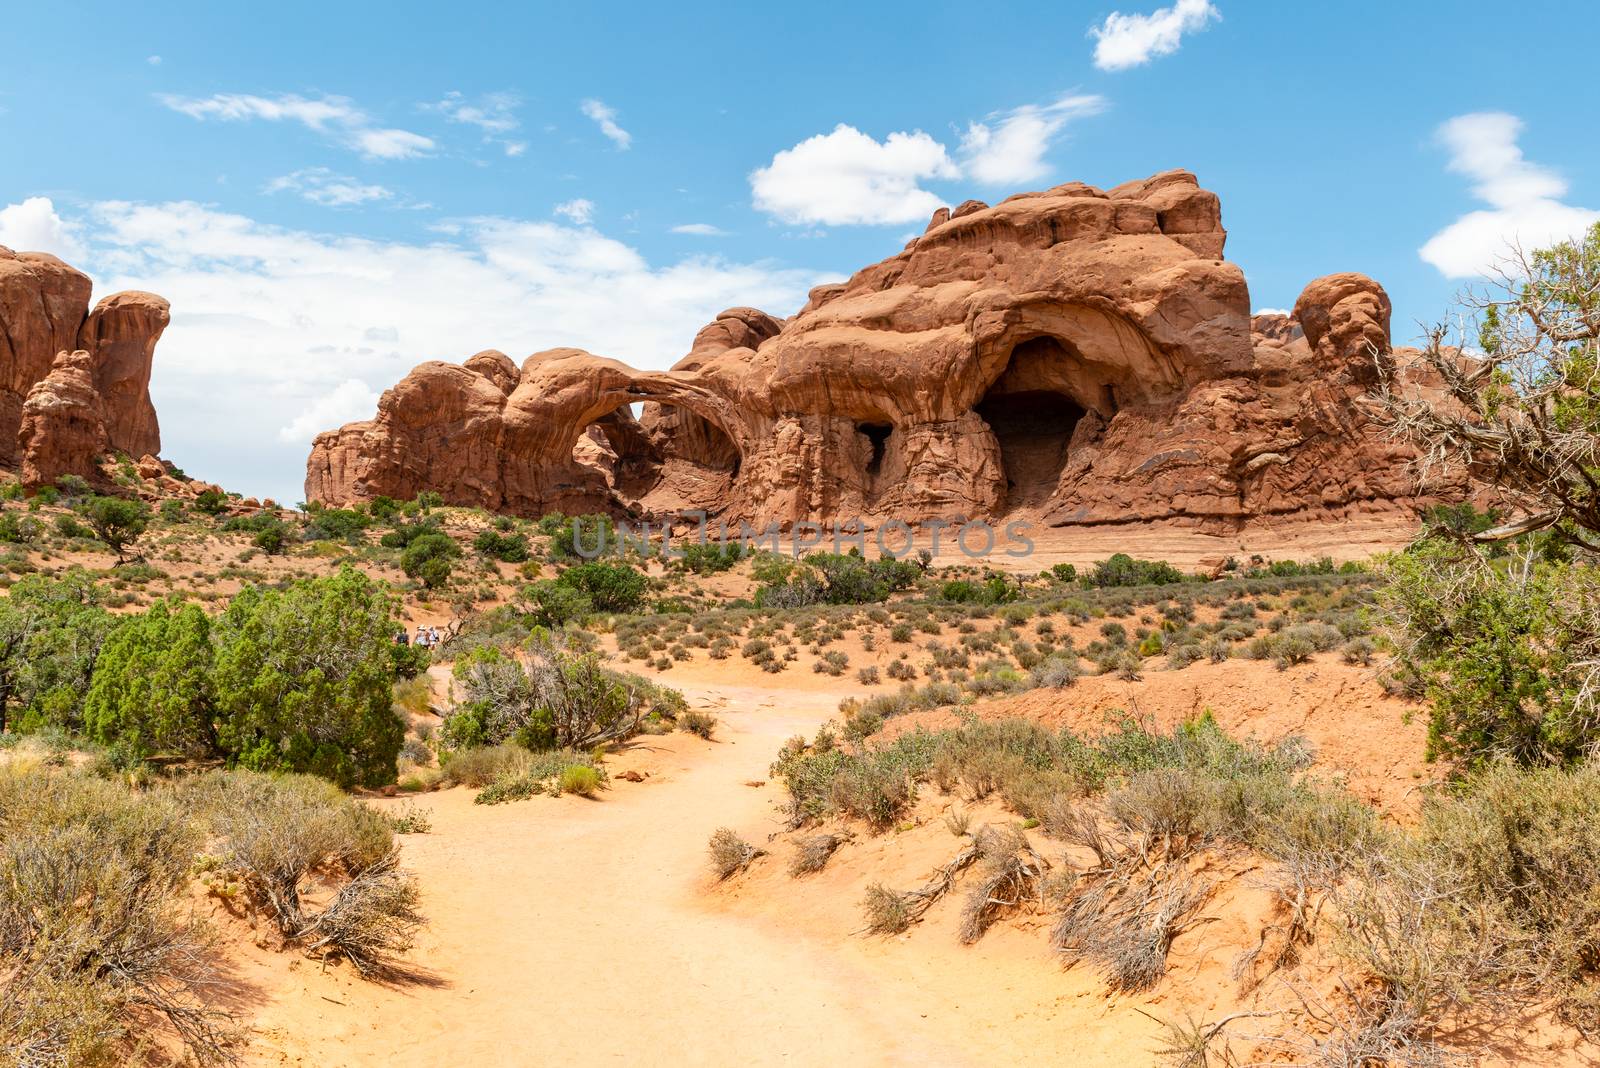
306,170,1443,530
0,247,168,484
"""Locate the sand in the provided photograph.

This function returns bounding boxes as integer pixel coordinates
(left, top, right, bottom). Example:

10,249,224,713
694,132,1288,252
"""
239,680,1165,1066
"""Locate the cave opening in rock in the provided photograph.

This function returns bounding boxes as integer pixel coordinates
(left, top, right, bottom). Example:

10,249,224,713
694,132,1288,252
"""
859,423,892,477
572,400,740,517
975,388,1084,509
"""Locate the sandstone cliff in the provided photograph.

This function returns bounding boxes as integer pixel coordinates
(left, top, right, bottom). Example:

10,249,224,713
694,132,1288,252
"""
306,171,1450,530
0,246,168,484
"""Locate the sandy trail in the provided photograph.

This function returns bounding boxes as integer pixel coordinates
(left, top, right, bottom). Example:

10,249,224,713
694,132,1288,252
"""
244,681,1148,1066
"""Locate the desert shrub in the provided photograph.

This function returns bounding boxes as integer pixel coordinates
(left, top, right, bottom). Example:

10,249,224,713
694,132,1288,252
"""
75,495,151,563
52,513,92,539
556,560,646,613
520,579,594,627
446,636,670,751
474,528,530,563
1380,543,1600,769
211,568,406,787
189,770,420,977
559,764,602,796
193,487,229,515
387,802,432,834
253,518,296,555
439,743,529,787
0,571,115,734
472,747,606,803
543,514,616,560
790,831,852,876
303,507,371,542
708,827,764,879
82,599,216,761
1086,553,1186,589
678,540,746,574
1271,633,1315,671
378,517,441,549
1329,763,1600,1047
1341,636,1376,666
857,665,881,685
679,709,716,739
814,649,849,676
1030,655,1081,687
0,766,231,1066
401,532,458,589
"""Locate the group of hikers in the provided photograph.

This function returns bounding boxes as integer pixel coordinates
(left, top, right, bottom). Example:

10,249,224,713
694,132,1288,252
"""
396,624,446,649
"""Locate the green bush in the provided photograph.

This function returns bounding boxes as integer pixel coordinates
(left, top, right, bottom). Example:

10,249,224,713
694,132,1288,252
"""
678,540,746,574
75,495,151,563
1085,553,1186,588
83,600,216,760
211,568,406,787
556,560,646,613
401,532,458,589
303,507,371,542
521,580,594,626
0,571,115,734
474,528,530,563
1381,543,1600,769
193,488,229,515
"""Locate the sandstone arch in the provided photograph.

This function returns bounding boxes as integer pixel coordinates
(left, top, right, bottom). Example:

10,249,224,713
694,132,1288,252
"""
306,171,1451,533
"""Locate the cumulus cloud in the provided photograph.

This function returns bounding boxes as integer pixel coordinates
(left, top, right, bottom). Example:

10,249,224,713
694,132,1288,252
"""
1090,0,1219,71
146,55,162,66
959,93,1106,185
264,168,392,208
1252,307,1291,317
750,124,959,226
671,223,729,236
277,378,379,444
553,198,595,224
157,91,436,160
1419,112,1599,278
0,196,85,259
12,197,829,503
580,99,631,149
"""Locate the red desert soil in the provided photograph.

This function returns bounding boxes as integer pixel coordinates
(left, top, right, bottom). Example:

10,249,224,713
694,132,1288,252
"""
235,679,1165,1066
232,654,1431,1066
887,655,1437,816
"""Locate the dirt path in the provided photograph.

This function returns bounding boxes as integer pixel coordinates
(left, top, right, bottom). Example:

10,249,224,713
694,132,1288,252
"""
241,681,1155,1066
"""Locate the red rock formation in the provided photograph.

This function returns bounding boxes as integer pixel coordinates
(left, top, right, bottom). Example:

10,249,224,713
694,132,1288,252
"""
305,170,1446,531
76,290,169,459
18,349,111,487
0,246,169,482
0,250,92,463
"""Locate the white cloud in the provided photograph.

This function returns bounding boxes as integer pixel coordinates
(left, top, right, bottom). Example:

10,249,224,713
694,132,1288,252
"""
1420,112,1599,278
0,196,85,260
959,93,1106,185
671,223,729,236
278,378,379,444
1252,307,1291,317
428,91,525,156
750,124,959,226
553,198,595,224
264,168,392,208
157,91,436,160
1090,0,1219,71
580,99,631,149
19,198,829,504
146,55,162,66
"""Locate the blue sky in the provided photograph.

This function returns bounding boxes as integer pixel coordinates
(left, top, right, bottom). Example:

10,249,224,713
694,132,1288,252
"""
2,0,1597,505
